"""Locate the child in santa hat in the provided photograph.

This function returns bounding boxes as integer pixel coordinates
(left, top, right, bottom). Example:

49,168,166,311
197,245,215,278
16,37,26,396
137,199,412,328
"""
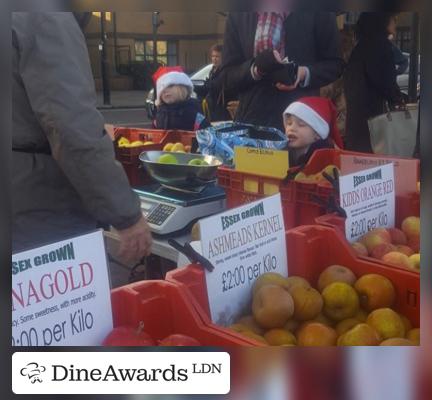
153,66,210,131
283,96,344,166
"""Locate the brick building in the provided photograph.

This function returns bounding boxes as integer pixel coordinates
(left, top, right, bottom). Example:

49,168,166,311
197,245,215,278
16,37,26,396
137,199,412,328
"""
84,12,226,90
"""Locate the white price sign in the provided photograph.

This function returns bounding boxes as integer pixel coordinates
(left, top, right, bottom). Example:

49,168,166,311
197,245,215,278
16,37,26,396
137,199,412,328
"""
12,230,113,346
199,194,287,326
340,163,395,243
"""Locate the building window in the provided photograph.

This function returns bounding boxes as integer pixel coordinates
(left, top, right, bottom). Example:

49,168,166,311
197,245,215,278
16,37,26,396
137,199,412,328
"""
396,28,411,53
344,12,361,25
134,40,178,65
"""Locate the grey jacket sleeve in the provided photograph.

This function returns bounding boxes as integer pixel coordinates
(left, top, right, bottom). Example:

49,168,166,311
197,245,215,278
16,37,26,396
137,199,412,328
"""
17,13,141,230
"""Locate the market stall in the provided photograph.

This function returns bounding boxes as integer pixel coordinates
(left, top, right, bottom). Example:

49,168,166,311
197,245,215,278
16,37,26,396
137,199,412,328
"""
98,125,421,347
12,120,421,348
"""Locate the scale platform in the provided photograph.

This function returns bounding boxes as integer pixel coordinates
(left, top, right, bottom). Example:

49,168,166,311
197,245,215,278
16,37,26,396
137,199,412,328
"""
134,184,226,237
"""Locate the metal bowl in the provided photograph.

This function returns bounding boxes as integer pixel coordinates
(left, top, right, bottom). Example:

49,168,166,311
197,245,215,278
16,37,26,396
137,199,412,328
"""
139,151,223,189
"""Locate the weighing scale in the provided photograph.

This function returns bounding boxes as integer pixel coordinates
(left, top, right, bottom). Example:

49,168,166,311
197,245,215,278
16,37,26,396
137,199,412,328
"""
134,184,226,237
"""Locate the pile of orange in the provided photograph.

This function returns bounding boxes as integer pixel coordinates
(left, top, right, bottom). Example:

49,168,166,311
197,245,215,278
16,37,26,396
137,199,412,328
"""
229,268,419,346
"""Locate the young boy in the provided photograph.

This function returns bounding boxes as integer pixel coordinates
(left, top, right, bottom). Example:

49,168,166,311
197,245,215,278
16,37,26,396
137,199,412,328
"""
153,66,210,131
283,97,344,166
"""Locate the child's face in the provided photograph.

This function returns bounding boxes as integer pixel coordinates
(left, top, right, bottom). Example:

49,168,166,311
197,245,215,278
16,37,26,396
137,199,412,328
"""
285,115,320,149
160,85,178,104
160,85,188,104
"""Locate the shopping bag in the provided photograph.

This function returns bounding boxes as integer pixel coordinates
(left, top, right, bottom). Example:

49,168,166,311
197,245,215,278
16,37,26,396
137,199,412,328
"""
196,122,288,164
368,105,418,158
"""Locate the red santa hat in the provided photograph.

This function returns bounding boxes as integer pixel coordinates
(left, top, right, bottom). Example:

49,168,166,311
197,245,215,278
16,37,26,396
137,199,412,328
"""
283,97,344,149
152,66,193,105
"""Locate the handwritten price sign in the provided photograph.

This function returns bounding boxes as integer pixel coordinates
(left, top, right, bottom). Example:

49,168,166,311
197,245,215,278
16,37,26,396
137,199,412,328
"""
199,195,287,326
339,164,395,243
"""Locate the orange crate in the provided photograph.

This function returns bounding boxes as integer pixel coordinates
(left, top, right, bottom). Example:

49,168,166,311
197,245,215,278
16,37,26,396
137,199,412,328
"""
167,225,420,343
316,192,420,270
110,279,259,346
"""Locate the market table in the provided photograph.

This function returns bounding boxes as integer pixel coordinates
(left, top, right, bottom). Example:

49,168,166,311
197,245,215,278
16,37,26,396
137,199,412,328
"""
103,230,191,286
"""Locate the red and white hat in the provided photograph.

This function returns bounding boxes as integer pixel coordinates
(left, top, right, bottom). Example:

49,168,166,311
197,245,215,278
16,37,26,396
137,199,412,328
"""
283,97,344,149
152,66,193,105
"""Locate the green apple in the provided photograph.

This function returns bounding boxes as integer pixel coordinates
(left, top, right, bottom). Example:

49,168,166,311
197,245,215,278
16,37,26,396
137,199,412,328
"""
158,154,178,164
188,158,204,166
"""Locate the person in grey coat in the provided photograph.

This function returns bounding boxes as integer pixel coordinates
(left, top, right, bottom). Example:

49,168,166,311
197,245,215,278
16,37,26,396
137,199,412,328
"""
12,12,152,259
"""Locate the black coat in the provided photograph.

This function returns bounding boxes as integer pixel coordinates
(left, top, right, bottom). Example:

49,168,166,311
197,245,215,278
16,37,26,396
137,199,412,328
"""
220,12,344,131
155,98,210,131
205,66,233,122
343,36,403,153
194,66,235,122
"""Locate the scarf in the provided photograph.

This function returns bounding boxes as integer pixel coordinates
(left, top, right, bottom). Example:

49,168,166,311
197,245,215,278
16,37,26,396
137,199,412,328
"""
254,12,287,58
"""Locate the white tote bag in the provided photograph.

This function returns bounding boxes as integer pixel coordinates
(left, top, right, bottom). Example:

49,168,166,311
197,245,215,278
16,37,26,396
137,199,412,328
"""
368,104,418,158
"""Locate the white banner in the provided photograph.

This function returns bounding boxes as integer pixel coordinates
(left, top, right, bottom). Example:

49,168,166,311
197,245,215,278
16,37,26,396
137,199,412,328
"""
199,194,287,326
12,352,230,394
340,164,396,243
12,230,113,346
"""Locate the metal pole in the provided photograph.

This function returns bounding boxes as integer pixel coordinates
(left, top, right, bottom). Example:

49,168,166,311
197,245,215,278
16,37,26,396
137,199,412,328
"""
113,12,119,73
408,13,419,103
152,12,160,70
100,12,111,106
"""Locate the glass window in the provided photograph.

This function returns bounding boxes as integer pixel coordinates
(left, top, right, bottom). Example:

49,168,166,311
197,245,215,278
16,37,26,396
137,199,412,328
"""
396,28,411,53
134,41,145,62
134,40,177,65
145,41,153,55
135,41,144,56
156,41,167,55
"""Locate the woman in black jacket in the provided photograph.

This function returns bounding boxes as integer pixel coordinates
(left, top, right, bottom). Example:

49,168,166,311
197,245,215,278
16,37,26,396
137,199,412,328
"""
344,13,404,153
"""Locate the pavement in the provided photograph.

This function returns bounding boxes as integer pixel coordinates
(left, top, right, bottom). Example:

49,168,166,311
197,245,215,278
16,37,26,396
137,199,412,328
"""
100,107,153,128
97,90,153,128
96,90,148,109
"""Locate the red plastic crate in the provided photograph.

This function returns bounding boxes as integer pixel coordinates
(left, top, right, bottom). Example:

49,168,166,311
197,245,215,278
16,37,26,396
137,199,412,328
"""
114,127,169,187
217,166,334,229
218,148,420,230
301,148,420,177
216,149,355,230
110,279,259,346
316,192,420,271
162,130,196,148
167,225,420,345
217,167,297,229
114,127,168,160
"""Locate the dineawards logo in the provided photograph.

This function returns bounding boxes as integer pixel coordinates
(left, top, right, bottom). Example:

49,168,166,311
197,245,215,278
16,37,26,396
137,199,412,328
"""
51,363,189,382
20,362,47,383
13,352,230,395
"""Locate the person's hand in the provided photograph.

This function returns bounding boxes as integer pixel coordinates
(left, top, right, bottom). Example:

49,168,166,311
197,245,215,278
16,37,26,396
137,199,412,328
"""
116,216,153,263
275,66,308,92
254,49,284,75
270,62,299,86
226,100,239,120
